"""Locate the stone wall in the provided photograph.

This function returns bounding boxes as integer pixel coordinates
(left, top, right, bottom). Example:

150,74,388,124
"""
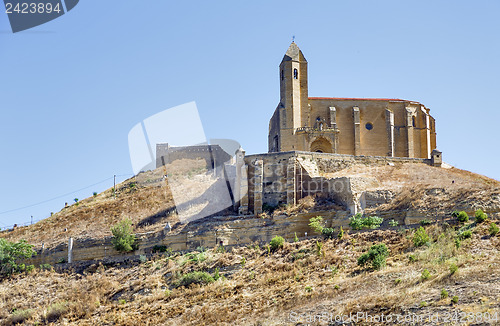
243,151,432,214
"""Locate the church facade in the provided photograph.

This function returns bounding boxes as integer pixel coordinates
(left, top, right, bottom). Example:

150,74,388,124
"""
268,42,437,159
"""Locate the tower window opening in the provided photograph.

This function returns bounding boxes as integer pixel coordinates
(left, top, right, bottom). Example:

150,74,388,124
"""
293,68,298,79
281,70,284,80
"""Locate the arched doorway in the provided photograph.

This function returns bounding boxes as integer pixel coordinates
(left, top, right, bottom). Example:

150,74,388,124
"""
310,137,332,153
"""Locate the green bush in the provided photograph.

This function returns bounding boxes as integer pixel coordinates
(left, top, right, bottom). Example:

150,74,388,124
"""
489,222,499,236
269,236,285,251
450,263,458,275
294,232,299,242
349,213,383,230
308,216,324,233
111,218,136,252
421,269,431,281
40,264,53,271
389,219,399,227
8,309,33,324
420,219,433,226
441,289,449,299
338,226,345,240
475,209,488,223
45,302,68,323
173,271,215,288
357,243,389,270
458,230,472,240
456,211,469,223
321,228,335,240
0,238,36,277
451,296,459,304
413,226,430,247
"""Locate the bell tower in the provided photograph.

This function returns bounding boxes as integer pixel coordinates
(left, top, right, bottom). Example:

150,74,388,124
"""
279,42,308,131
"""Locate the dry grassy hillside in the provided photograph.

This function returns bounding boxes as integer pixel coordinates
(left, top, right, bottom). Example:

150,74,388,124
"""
0,168,177,249
1,220,499,325
2,161,499,251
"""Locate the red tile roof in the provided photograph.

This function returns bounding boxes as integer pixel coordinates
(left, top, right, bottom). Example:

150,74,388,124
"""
308,97,411,102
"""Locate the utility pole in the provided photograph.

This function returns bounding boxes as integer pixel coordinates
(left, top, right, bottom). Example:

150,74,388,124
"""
113,175,116,198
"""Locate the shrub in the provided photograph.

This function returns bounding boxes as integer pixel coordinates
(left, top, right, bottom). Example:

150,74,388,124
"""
0,239,36,277
315,241,323,257
389,219,399,227
456,211,469,223
451,296,459,304
173,271,214,288
111,218,136,252
8,309,32,324
93,191,98,197
305,286,313,293
74,198,79,203
338,226,345,240
39,264,53,271
349,214,383,230
489,222,499,236
357,243,389,270
269,236,284,251
441,289,449,299
413,226,430,247
419,301,428,307
408,254,417,263
475,209,488,223
421,269,431,281
450,263,458,275
420,219,433,226
321,228,335,240
458,230,472,240
308,216,324,233
294,232,299,242
45,302,68,322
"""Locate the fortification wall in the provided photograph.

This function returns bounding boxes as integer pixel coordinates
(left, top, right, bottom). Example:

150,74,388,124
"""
243,151,432,214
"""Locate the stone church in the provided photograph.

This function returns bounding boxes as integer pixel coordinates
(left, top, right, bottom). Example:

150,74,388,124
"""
268,42,437,159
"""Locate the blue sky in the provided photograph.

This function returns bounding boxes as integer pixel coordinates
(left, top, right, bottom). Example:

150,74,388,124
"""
1,1,499,228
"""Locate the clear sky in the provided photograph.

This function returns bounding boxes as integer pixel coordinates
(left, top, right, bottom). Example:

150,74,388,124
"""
1,1,499,228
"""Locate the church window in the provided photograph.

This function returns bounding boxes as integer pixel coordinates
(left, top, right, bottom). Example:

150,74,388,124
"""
412,116,416,127
281,70,284,80
365,123,373,131
293,68,298,79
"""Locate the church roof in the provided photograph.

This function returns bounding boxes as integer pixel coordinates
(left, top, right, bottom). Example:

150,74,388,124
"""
308,97,418,103
282,42,307,62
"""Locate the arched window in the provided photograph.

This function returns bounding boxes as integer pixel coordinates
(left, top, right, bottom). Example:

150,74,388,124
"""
293,68,298,79
281,70,284,81
412,116,416,127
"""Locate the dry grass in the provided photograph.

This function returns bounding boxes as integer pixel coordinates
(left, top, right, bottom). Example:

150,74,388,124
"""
1,221,499,325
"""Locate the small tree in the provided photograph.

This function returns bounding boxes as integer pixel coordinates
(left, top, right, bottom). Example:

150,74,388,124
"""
269,236,284,252
0,239,36,277
489,222,499,236
456,211,469,223
338,226,345,240
111,219,135,252
357,243,389,270
475,209,488,223
308,216,324,233
413,226,430,247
